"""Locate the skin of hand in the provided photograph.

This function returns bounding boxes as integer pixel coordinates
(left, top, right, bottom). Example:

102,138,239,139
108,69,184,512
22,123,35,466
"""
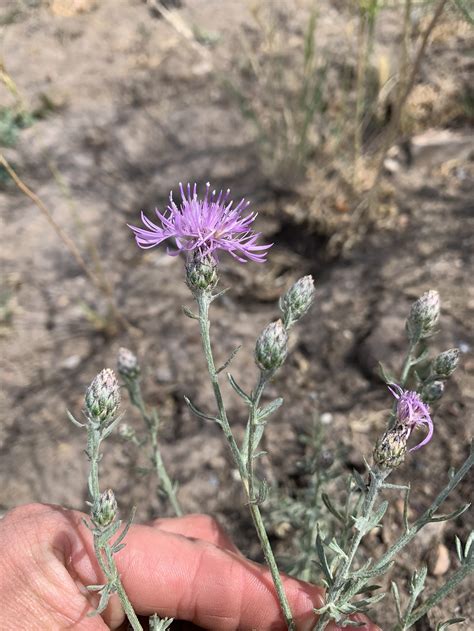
0,504,380,631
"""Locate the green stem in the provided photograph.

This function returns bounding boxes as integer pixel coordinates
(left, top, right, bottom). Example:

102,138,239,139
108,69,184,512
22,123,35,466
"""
338,469,387,586
400,561,473,630
115,579,143,630
314,469,388,631
87,425,143,631
87,426,101,500
195,290,296,631
247,374,266,503
388,342,416,429
128,383,183,517
367,447,473,576
301,474,323,582
400,343,416,388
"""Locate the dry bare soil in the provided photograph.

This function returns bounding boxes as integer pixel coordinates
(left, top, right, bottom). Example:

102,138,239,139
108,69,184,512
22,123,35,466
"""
1,1,473,629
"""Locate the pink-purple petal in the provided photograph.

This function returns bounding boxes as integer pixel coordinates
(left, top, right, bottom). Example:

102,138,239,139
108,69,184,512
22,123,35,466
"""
129,183,272,263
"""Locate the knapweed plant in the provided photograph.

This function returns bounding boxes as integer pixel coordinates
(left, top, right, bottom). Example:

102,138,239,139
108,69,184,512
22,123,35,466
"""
68,182,472,630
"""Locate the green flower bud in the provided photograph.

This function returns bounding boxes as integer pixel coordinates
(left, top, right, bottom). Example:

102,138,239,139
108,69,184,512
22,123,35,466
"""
421,379,445,403
117,347,141,380
432,348,460,378
92,489,117,527
373,426,409,469
406,290,440,343
85,368,120,425
255,319,288,372
185,254,218,292
280,275,316,328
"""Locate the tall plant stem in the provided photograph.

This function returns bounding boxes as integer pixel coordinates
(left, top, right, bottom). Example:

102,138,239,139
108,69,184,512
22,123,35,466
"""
128,383,183,517
339,469,388,584
301,475,324,582
246,374,266,503
195,291,296,631
86,425,143,631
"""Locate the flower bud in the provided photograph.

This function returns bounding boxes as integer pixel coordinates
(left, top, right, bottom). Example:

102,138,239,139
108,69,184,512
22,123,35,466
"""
421,379,445,403
280,275,315,327
255,319,288,372
92,489,117,527
432,348,460,378
373,426,409,469
117,347,141,380
406,290,440,342
185,254,218,292
85,368,120,425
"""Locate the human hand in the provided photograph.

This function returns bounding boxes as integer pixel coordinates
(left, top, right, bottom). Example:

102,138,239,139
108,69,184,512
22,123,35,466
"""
0,504,380,630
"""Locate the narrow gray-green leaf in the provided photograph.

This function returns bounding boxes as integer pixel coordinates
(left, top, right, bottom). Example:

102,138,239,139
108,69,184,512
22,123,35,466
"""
66,409,85,428
322,493,346,523
184,396,219,422
257,397,284,421
227,373,252,404
182,305,199,320
316,528,333,585
430,503,470,523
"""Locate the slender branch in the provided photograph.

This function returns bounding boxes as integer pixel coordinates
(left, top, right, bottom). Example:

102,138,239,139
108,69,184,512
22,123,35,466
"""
247,374,266,503
128,382,183,517
358,446,473,584
195,290,296,630
86,424,143,631
339,469,387,584
399,561,473,630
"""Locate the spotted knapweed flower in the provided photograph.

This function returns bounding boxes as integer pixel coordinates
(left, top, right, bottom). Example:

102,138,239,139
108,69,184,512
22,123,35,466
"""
389,383,433,451
128,182,272,263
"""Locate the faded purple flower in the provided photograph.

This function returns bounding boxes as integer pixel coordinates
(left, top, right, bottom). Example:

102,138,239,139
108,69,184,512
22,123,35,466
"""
128,182,272,263
389,383,433,451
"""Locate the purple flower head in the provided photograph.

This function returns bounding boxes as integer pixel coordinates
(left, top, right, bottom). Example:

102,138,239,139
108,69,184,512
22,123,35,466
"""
128,182,272,263
388,383,433,451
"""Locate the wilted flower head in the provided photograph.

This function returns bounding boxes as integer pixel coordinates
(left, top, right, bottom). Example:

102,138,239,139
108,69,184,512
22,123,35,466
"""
389,384,433,451
374,425,409,469
128,182,272,263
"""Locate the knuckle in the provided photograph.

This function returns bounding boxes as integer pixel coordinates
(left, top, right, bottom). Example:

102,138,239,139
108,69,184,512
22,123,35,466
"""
1,503,49,529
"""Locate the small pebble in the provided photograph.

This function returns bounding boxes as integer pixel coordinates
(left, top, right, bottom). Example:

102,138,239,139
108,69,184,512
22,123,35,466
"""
428,543,451,577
